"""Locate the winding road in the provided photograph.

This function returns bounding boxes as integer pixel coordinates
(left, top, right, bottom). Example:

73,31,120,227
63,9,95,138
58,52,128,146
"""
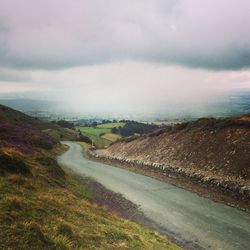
58,142,250,250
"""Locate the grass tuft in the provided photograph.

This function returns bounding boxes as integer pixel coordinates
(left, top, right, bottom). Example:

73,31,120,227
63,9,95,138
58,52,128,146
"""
57,223,74,238
2,194,24,211
7,174,25,185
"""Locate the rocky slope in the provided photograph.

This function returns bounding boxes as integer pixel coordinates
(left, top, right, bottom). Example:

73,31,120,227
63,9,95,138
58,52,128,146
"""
90,114,250,209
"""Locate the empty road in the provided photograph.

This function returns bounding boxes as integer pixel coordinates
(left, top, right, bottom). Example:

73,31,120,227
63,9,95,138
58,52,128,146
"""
58,142,250,250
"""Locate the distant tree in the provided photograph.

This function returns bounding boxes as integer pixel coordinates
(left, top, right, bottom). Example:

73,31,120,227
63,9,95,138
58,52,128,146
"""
91,121,98,127
111,127,119,134
56,120,74,129
102,120,111,124
79,134,92,144
119,121,159,136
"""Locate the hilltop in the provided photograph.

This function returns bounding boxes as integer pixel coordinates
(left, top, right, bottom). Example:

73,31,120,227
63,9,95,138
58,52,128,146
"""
0,105,179,249
90,114,250,211
0,104,59,153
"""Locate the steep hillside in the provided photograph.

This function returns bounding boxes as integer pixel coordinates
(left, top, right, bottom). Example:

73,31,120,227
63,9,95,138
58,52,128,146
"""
91,114,250,210
0,105,179,249
0,104,56,130
0,105,79,152
0,105,58,153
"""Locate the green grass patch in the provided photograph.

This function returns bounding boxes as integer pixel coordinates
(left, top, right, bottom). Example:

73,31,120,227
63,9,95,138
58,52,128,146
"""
97,122,125,129
78,127,110,137
0,140,180,249
77,141,91,149
101,133,121,142
77,122,125,148
78,129,111,148
0,167,180,250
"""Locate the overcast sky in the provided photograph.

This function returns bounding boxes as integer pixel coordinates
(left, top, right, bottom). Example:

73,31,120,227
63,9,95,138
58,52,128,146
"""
0,0,250,114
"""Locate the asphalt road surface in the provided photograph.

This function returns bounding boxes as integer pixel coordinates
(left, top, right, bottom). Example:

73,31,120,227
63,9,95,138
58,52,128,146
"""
58,142,250,249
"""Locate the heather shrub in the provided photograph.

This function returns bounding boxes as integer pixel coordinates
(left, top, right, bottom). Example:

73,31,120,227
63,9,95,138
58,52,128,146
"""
36,156,65,181
0,153,30,175
31,134,56,150
78,134,92,144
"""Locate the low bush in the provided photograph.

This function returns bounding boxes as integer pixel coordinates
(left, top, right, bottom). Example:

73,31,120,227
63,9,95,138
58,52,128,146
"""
0,153,30,175
119,121,159,136
78,134,92,144
55,120,74,129
31,134,56,150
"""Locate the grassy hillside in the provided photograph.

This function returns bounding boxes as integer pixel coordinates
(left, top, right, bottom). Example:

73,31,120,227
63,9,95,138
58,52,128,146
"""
43,128,79,141
0,151,178,249
0,105,78,152
0,105,179,249
0,104,56,130
0,105,58,153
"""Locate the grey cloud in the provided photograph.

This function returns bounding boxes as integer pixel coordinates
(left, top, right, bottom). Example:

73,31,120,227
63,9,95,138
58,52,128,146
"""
0,68,31,82
0,0,250,70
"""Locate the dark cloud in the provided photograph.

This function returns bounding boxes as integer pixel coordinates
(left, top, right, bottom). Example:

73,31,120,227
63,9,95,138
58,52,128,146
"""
0,0,249,70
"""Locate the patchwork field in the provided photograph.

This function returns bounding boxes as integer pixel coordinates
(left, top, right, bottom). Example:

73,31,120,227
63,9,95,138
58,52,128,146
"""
77,122,125,148
97,122,125,129
101,133,121,142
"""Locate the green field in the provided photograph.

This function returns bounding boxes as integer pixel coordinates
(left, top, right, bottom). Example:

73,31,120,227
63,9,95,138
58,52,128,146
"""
101,133,121,142
77,122,125,148
97,122,125,129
